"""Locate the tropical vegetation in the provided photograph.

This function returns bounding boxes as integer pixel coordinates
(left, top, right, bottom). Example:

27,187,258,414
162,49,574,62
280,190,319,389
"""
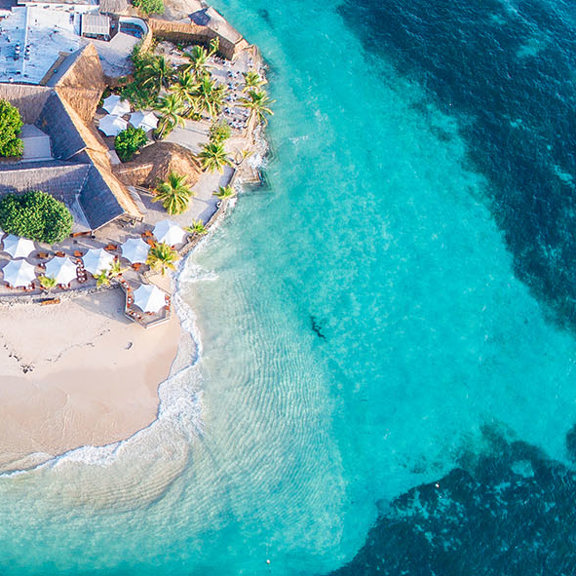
186,220,208,236
38,275,57,291
198,141,231,173
153,172,194,214
95,270,111,288
122,50,171,109
107,259,127,279
115,126,147,162
243,70,266,91
146,242,180,275
239,90,275,125
213,185,235,199
0,190,73,243
209,119,231,144
155,94,186,139
0,99,23,158
132,0,164,15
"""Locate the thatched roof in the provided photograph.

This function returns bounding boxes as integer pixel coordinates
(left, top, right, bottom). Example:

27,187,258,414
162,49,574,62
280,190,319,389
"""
99,0,129,14
48,44,106,123
0,48,143,231
113,142,202,189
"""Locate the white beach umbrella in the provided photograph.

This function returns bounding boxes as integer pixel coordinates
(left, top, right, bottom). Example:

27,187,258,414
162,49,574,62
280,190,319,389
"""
2,260,36,287
129,111,158,132
133,284,167,314
153,220,187,246
2,235,36,259
120,237,150,263
82,248,115,276
98,114,128,137
44,256,77,286
102,94,131,117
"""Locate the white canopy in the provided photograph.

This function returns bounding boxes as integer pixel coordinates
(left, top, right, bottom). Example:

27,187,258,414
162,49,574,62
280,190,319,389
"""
82,248,115,276
153,220,187,246
133,284,167,314
44,256,77,286
98,114,128,137
2,235,36,259
2,260,36,287
102,94,131,117
129,111,158,132
120,237,150,263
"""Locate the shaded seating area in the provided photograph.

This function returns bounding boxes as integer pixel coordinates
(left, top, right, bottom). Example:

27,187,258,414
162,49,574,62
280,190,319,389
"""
118,278,171,328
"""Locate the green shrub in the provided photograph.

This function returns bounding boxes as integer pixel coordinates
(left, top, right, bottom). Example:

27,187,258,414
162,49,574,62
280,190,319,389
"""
0,191,73,244
115,126,147,162
0,99,23,158
209,120,231,144
132,0,164,15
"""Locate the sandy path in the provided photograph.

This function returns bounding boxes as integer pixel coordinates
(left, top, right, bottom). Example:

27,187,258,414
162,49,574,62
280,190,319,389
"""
0,288,180,472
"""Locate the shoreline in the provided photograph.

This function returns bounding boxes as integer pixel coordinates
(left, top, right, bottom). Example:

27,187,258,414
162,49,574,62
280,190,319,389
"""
0,288,181,473
0,0,268,471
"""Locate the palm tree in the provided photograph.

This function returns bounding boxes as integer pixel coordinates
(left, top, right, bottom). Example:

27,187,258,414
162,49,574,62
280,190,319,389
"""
208,37,219,57
107,259,127,279
242,70,266,92
170,72,200,117
193,75,227,118
213,185,235,199
186,219,208,236
39,275,57,291
153,172,194,214
146,242,180,275
239,89,275,125
198,141,231,173
141,56,174,91
183,45,209,78
154,94,186,139
95,270,111,288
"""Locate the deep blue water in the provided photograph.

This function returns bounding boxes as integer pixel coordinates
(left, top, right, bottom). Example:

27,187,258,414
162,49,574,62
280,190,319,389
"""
0,0,575,574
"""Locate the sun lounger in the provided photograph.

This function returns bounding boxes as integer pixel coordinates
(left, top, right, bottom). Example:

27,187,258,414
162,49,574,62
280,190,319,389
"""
40,298,60,306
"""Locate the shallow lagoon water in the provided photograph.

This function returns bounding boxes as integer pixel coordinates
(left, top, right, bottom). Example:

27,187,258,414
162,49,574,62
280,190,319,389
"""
0,0,575,574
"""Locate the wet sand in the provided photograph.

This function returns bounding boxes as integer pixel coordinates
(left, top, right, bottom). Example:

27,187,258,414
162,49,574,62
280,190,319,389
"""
0,288,180,472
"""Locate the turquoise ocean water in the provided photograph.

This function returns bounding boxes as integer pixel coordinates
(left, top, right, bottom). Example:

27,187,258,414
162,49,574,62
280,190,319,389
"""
2,0,576,573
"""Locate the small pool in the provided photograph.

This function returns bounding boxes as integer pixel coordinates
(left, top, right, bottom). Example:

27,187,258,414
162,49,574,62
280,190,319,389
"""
120,23,144,38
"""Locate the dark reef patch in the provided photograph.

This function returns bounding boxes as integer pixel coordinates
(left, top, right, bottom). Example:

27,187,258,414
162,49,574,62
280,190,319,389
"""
338,0,576,330
331,431,576,575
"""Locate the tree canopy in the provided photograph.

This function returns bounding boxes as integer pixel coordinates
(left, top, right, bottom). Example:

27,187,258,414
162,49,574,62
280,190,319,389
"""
0,191,73,244
132,0,164,15
115,126,148,162
153,172,194,214
0,99,23,158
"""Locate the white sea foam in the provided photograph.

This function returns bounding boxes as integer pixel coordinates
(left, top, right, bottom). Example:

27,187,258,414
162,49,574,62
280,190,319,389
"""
0,254,211,479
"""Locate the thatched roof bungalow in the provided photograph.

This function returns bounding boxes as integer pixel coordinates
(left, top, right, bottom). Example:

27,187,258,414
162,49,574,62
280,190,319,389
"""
0,45,142,231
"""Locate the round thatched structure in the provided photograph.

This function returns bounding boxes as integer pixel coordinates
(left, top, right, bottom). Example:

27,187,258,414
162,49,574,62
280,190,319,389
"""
113,142,202,189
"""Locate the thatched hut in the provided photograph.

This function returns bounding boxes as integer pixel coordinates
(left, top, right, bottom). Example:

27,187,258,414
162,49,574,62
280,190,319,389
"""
46,44,106,124
0,46,143,231
113,142,202,189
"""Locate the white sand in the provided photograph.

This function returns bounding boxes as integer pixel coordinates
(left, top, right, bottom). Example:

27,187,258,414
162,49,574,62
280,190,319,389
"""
0,288,180,472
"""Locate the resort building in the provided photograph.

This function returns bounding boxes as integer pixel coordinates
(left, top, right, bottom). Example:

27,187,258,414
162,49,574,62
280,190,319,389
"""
0,44,142,231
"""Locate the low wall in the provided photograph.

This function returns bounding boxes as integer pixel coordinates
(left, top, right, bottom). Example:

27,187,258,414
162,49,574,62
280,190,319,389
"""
148,18,239,60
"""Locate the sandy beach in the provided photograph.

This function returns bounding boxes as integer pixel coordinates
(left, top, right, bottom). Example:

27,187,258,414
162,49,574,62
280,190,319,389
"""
0,288,180,472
